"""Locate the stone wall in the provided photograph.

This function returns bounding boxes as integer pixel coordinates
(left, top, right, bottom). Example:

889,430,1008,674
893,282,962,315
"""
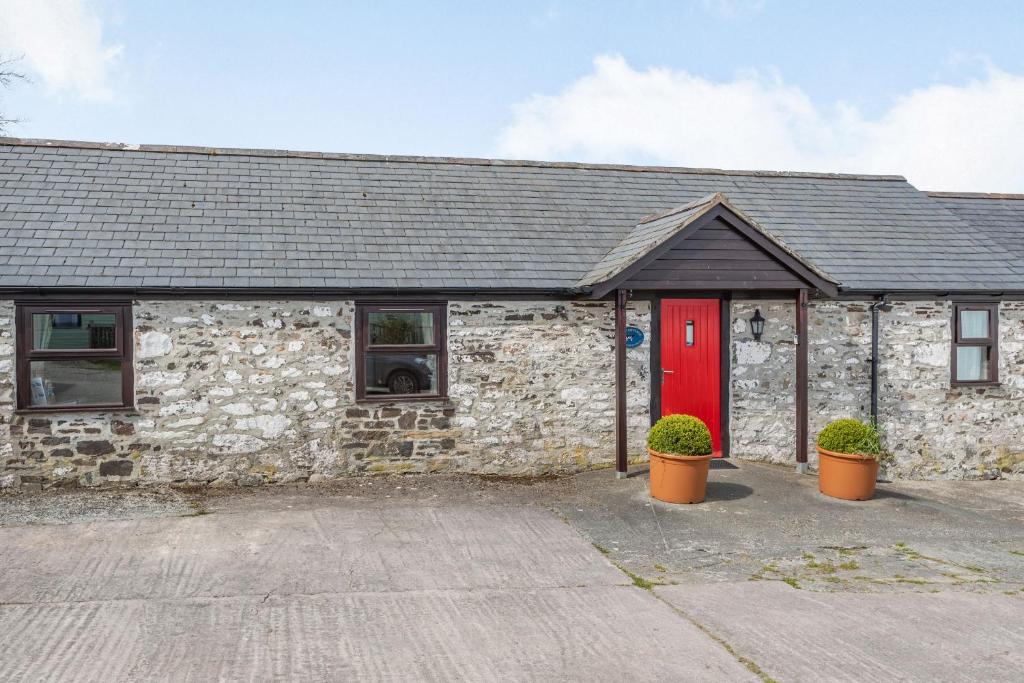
807,300,873,468
877,300,1024,479
0,301,13,487
729,300,797,464
1,298,650,488
729,298,1024,479
4,294,1020,487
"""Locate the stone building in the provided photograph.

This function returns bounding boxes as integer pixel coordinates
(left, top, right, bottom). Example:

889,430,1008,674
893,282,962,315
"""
1,138,1021,488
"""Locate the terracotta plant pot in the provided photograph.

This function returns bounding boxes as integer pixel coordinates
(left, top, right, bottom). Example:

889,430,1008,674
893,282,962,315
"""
817,446,879,501
649,448,714,504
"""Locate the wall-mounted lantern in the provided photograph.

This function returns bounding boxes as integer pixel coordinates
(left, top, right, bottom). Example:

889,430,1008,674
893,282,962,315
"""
749,308,765,341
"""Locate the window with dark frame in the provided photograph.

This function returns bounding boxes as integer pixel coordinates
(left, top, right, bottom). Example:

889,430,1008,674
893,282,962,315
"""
15,303,134,411
951,302,999,385
355,303,447,400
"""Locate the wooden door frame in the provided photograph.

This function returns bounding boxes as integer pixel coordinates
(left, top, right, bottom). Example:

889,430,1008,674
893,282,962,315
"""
643,292,731,458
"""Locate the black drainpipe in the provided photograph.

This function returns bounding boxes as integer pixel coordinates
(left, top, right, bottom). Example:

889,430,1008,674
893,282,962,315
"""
869,297,891,423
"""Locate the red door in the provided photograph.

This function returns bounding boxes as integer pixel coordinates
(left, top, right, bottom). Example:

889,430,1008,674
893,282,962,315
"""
660,299,722,454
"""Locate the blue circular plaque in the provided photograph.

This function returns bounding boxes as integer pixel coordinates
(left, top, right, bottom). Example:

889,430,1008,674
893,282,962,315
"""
625,325,645,348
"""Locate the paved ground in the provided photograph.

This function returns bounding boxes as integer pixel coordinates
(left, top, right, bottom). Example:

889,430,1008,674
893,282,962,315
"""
0,480,754,681
1,461,1023,681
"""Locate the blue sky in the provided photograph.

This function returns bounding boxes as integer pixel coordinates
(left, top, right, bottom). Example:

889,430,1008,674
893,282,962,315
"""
2,0,1024,190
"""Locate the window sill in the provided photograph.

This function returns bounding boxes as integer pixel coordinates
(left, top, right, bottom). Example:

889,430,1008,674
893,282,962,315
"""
15,405,139,416
950,382,1001,388
356,395,451,404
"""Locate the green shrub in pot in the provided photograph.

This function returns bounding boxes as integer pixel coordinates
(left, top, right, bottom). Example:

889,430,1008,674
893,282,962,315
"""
647,414,713,456
817,418,883,459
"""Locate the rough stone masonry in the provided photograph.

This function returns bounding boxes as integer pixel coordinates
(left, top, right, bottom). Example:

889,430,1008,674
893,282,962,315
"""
730,299,1024,480
2,296,1022,488
0,299,650,488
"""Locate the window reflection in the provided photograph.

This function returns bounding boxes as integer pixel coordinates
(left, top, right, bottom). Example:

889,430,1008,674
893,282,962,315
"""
29,360,123,407
364,354,437,395
368,311,434,346
33,313,117,350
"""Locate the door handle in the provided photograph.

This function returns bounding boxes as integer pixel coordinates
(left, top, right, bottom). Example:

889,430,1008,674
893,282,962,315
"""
662,369,674,374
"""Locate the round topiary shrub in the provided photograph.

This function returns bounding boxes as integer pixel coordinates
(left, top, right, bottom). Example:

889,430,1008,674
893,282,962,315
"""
817,418,883,458
648,414,713,456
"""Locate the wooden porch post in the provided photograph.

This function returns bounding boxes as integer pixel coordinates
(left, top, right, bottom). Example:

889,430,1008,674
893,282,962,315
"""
796,288,809,472
615,289,628,478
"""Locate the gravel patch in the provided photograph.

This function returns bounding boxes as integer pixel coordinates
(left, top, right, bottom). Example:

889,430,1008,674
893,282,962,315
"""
0,487,196,526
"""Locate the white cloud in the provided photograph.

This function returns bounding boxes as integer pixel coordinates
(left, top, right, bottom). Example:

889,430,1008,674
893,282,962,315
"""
0,0,122,101
700,0,766,18
498,55,1024,192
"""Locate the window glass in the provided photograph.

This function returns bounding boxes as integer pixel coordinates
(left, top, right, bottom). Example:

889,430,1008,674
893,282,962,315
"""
367,311,434,346
28,359,123,407
685,320,694,346
959,310,990,339
33,312,117,350
363,354,438,396
955,346,988,382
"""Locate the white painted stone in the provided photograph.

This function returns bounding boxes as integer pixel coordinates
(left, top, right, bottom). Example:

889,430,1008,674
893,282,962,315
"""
735,340,772,365
138,371,185,388
236,414,289,438
560,387,588,401
212,433,267,453
138,331,173,358
312,305,333,317
167,416,205,428
222,402,255,416
913,342,948,367
159,399,210,417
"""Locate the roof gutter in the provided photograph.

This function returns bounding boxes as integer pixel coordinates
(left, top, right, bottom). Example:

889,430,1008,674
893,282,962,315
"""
1,285,589,301
836,288,1024,300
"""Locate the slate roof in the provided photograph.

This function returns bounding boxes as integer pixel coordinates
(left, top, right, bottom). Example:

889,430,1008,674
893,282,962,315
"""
928,193,1024,271
1,138,1022,292
578,193,721,287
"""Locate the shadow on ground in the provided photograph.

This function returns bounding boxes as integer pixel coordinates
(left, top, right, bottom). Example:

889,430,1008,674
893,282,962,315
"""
545,460,1024,596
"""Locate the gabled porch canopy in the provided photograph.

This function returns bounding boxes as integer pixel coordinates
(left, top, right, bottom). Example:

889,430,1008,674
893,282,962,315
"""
593,193,837,478
580,193,839,299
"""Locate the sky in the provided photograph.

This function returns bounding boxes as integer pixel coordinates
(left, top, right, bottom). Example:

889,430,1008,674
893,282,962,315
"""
1,0,1024,191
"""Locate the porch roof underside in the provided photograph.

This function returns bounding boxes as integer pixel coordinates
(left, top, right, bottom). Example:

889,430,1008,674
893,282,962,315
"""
1,139,1022,293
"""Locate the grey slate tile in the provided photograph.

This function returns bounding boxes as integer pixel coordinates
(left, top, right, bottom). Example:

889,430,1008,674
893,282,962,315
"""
0,141,1021,291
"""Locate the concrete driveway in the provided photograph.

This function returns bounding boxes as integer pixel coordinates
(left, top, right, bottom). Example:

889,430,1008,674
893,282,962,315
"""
2,462,1023,682
551,461,1024,682
0,483,754,682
